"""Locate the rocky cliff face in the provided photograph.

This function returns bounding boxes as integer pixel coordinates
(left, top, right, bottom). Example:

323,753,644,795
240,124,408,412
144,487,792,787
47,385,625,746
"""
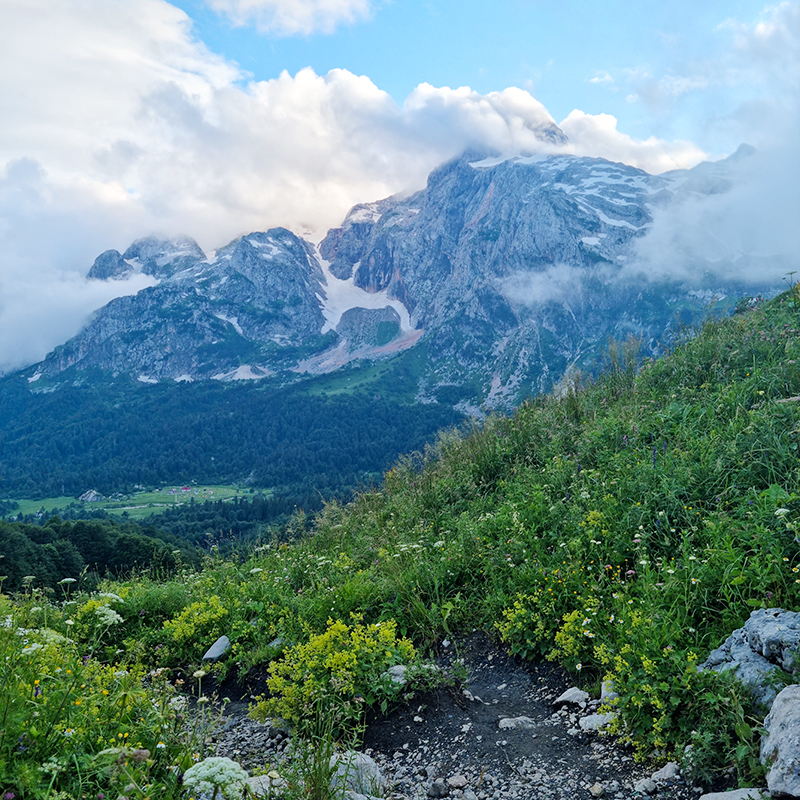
25,150,776,407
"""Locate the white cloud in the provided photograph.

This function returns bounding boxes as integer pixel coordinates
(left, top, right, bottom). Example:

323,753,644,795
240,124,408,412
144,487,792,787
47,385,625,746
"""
1,0,786,373
559,111,707,173
589,71,614,85
204,0,375,35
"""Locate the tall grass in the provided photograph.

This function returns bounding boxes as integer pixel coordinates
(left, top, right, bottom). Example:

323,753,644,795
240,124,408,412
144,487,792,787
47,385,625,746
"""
4,291,800,791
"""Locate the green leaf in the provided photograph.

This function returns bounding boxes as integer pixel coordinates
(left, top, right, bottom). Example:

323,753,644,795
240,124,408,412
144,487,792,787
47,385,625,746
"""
735,720,752,741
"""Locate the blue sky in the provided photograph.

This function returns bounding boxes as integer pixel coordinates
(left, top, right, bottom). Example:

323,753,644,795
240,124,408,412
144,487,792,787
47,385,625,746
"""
169,0,777,151
0,0,797,373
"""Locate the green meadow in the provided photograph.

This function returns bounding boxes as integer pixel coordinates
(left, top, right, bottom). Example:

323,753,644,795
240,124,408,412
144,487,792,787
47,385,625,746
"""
4,289,800,798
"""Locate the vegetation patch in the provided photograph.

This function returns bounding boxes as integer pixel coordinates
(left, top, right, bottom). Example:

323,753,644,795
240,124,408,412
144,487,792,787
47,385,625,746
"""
3,290,800,794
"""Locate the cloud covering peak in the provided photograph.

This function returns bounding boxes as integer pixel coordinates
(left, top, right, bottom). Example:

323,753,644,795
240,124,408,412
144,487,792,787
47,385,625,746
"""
0,0,796,374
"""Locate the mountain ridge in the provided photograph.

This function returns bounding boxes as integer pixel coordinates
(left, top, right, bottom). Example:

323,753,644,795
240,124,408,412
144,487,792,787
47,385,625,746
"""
18,147,781,409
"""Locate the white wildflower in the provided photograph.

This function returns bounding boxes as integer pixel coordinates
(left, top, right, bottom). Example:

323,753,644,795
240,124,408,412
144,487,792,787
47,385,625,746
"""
95,605,124,626
182,756,249,797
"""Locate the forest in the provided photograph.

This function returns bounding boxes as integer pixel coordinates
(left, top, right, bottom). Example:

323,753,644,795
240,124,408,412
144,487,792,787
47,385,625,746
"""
0,365,461,498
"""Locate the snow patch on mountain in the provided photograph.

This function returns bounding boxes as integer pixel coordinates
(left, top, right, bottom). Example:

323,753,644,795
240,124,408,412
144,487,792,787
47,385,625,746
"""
212,365,271,381
214,314,244,335
313,246,413,334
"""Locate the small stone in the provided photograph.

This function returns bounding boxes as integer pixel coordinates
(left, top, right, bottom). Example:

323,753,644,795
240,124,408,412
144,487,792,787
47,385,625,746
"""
633,777,657,795
427,778,450,798
579,712,616,732
589,782,604,797
385,664,408,685
652,761,680,783
247,773,287,797
498,716,537,730
413,715,424,723
600,680,619,703
447,775,468,789
554,687,590,706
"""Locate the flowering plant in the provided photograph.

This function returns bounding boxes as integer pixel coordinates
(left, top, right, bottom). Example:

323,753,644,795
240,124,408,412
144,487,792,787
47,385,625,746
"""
182,756,249,799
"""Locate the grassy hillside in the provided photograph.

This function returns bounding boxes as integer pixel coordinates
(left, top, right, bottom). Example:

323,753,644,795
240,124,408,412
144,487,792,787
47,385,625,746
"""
4,290,800,798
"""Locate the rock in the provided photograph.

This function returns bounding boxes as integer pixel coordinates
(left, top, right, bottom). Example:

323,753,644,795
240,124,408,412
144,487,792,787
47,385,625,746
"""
579,713,616,732
498,716,537,730
703,609,800,708
697,790,767,800
330,751,385,797
246,772,287,797
447,774,468,789
633,777,657,795
385,664,409,685
202,635,231,662
553,687,589,706
760,684,800,797
589,781,604,797
744,608,800,672
651,761,680,783
427,778,449,797
600,680,619,703
461,790,478,800
87,249,132,280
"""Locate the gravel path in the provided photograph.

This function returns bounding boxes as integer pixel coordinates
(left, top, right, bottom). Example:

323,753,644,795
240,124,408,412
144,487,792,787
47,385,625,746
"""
208,632,716,799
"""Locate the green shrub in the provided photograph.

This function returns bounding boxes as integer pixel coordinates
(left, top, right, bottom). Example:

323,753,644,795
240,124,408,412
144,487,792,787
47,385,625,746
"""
251,615,417,731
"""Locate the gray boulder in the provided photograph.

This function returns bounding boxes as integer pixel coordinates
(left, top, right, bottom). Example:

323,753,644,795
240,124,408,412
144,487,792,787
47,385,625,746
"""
329,751,385,797
202,635,232,662
698,790,767,800
760,684,800,797
703,609,800,708
651,761,680,783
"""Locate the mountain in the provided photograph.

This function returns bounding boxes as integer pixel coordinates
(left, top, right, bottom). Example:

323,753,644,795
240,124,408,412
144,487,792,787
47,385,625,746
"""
20,147,779,409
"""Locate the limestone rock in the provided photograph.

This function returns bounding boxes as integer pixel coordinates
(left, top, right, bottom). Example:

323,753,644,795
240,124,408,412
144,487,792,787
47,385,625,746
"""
760,684,800,797
697,790,767,800
384,664,408,685
246,772,287,797
633,777,657,794
579,712,616,732
498,715,537,730
426,778,449,797
600,679,619,703
202,635,231,662
651,761,680,783
330,751,384,797
554,687,589,706
703,609,800,708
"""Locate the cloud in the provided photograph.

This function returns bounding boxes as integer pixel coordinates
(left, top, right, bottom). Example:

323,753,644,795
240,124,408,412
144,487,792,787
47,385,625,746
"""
630,142,800,287
559,111,707,173
0,0,786,373
204,0,375,35
620,2,799,148
626,2,800,287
